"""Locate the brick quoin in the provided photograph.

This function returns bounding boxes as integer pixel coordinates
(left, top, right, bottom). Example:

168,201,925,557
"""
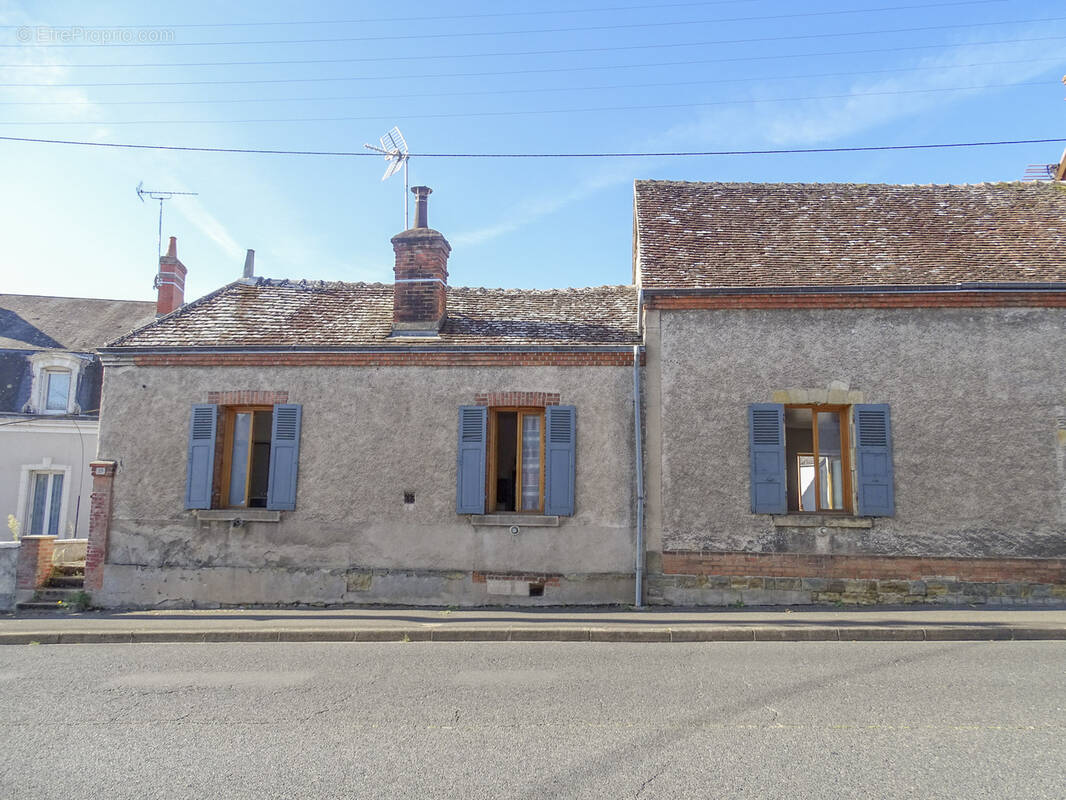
474,392,562,407
206,390,290,405
661,551,1066,583
85,460,117,593
133,352,638,368
644,291,1066,311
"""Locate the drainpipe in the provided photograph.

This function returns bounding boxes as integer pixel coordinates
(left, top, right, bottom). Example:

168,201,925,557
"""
633,343,645,608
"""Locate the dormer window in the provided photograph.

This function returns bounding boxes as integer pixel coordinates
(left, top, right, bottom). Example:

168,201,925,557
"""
27,352,84,415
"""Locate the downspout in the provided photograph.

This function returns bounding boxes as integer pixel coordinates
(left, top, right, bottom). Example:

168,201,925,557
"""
633,340,645,608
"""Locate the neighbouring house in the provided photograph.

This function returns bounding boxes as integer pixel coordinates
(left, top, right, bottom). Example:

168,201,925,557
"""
0,293,155,543
86,178,1066,609
636,179,1066,605
90,187,642,607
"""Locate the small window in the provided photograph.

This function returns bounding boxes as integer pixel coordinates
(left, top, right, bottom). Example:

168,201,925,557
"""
28,471,64,535
44,370,71,412
456,404,576,516
220,406,273,508
749,402,894,517
184,403,303,511
488,408,544,513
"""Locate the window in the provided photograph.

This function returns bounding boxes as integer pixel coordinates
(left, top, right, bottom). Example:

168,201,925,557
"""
44,370,72,412
184,403,303,511
749,403,894,517
28,471,65,535
786,406,851,513
457,404,576,516
27,352,84,415
219,407,274,508
488,408,544,513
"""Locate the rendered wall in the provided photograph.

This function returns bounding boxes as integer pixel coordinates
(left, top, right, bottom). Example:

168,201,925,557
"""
96,362,638,607
0,422,98,542
649,306,1066,560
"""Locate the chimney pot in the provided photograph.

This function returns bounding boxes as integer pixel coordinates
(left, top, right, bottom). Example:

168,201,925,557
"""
243,249,255,279
411,185,432,229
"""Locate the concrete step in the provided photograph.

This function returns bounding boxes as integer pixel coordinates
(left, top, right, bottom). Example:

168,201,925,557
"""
15,601,69,612
48,575,85,589
32,588,84,603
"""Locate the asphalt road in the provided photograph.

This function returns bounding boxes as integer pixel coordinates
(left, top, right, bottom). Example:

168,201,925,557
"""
1,641,1063,799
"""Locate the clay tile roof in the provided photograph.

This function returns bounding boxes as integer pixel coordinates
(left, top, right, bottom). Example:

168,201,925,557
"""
634,180,1066,289
107,280,640,349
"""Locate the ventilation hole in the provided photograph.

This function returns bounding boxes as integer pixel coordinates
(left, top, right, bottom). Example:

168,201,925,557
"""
403,492,415,505
528,584,544,597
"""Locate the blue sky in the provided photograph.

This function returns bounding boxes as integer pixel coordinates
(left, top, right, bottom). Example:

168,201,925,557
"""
1,0,1064,303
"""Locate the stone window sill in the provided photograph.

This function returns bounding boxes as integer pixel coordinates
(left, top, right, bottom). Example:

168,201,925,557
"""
771,514,872,529
194,510,281,523
469,514,560,528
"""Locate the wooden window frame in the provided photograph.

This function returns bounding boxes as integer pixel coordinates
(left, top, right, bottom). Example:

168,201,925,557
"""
486,406,546,514
787,404,854,514
216,404,272,509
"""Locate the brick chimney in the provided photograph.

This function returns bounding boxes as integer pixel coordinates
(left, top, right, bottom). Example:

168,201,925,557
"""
391,186,450,336
155,236,186,316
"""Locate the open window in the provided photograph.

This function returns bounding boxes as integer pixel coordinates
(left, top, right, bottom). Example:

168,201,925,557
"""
457,404,575,516
749,403,894,517
184,403,302,511
219,406,274,508
488,408,544,513
786,406,851,513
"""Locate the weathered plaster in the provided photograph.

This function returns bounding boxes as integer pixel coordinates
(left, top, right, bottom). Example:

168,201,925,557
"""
655,307,1066,558
0,542,17,611
97,364,637,607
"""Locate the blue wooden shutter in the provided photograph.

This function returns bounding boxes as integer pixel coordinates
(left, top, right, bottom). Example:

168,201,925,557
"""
544,405,576,516
456,406,487,514
749,403,787,514
266,403,302,511
854,404,894,517
185,404,217,510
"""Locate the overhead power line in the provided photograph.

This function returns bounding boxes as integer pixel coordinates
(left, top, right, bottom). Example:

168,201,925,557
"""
1,58,1058,107
0,80,1051,125
2,33,1052,72
2,2,1017,48
0,0,1002,30
0,135,1062,159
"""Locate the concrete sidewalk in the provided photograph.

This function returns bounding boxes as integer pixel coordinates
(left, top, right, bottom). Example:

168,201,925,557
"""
2,606,1066,644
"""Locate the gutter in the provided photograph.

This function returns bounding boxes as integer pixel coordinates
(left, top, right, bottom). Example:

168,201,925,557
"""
632,344,645,608
98,343,643,357
639,282,1066,298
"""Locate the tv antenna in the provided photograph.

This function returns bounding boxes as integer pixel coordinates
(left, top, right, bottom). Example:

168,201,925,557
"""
136,181,199,258
364,126,411,228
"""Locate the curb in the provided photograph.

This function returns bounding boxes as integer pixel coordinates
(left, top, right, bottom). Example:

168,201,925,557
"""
1,626,1065,645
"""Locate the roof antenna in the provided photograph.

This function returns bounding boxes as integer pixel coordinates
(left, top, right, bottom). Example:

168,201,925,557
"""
136,181,199,262
364,126,410,228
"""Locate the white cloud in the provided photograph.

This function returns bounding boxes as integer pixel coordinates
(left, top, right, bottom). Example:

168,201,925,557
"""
174,197,245,262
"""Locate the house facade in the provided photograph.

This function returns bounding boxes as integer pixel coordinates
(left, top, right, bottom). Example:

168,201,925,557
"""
86,180,1066,608
90,189,643,607
637,180,1066,605
0,293,154,543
